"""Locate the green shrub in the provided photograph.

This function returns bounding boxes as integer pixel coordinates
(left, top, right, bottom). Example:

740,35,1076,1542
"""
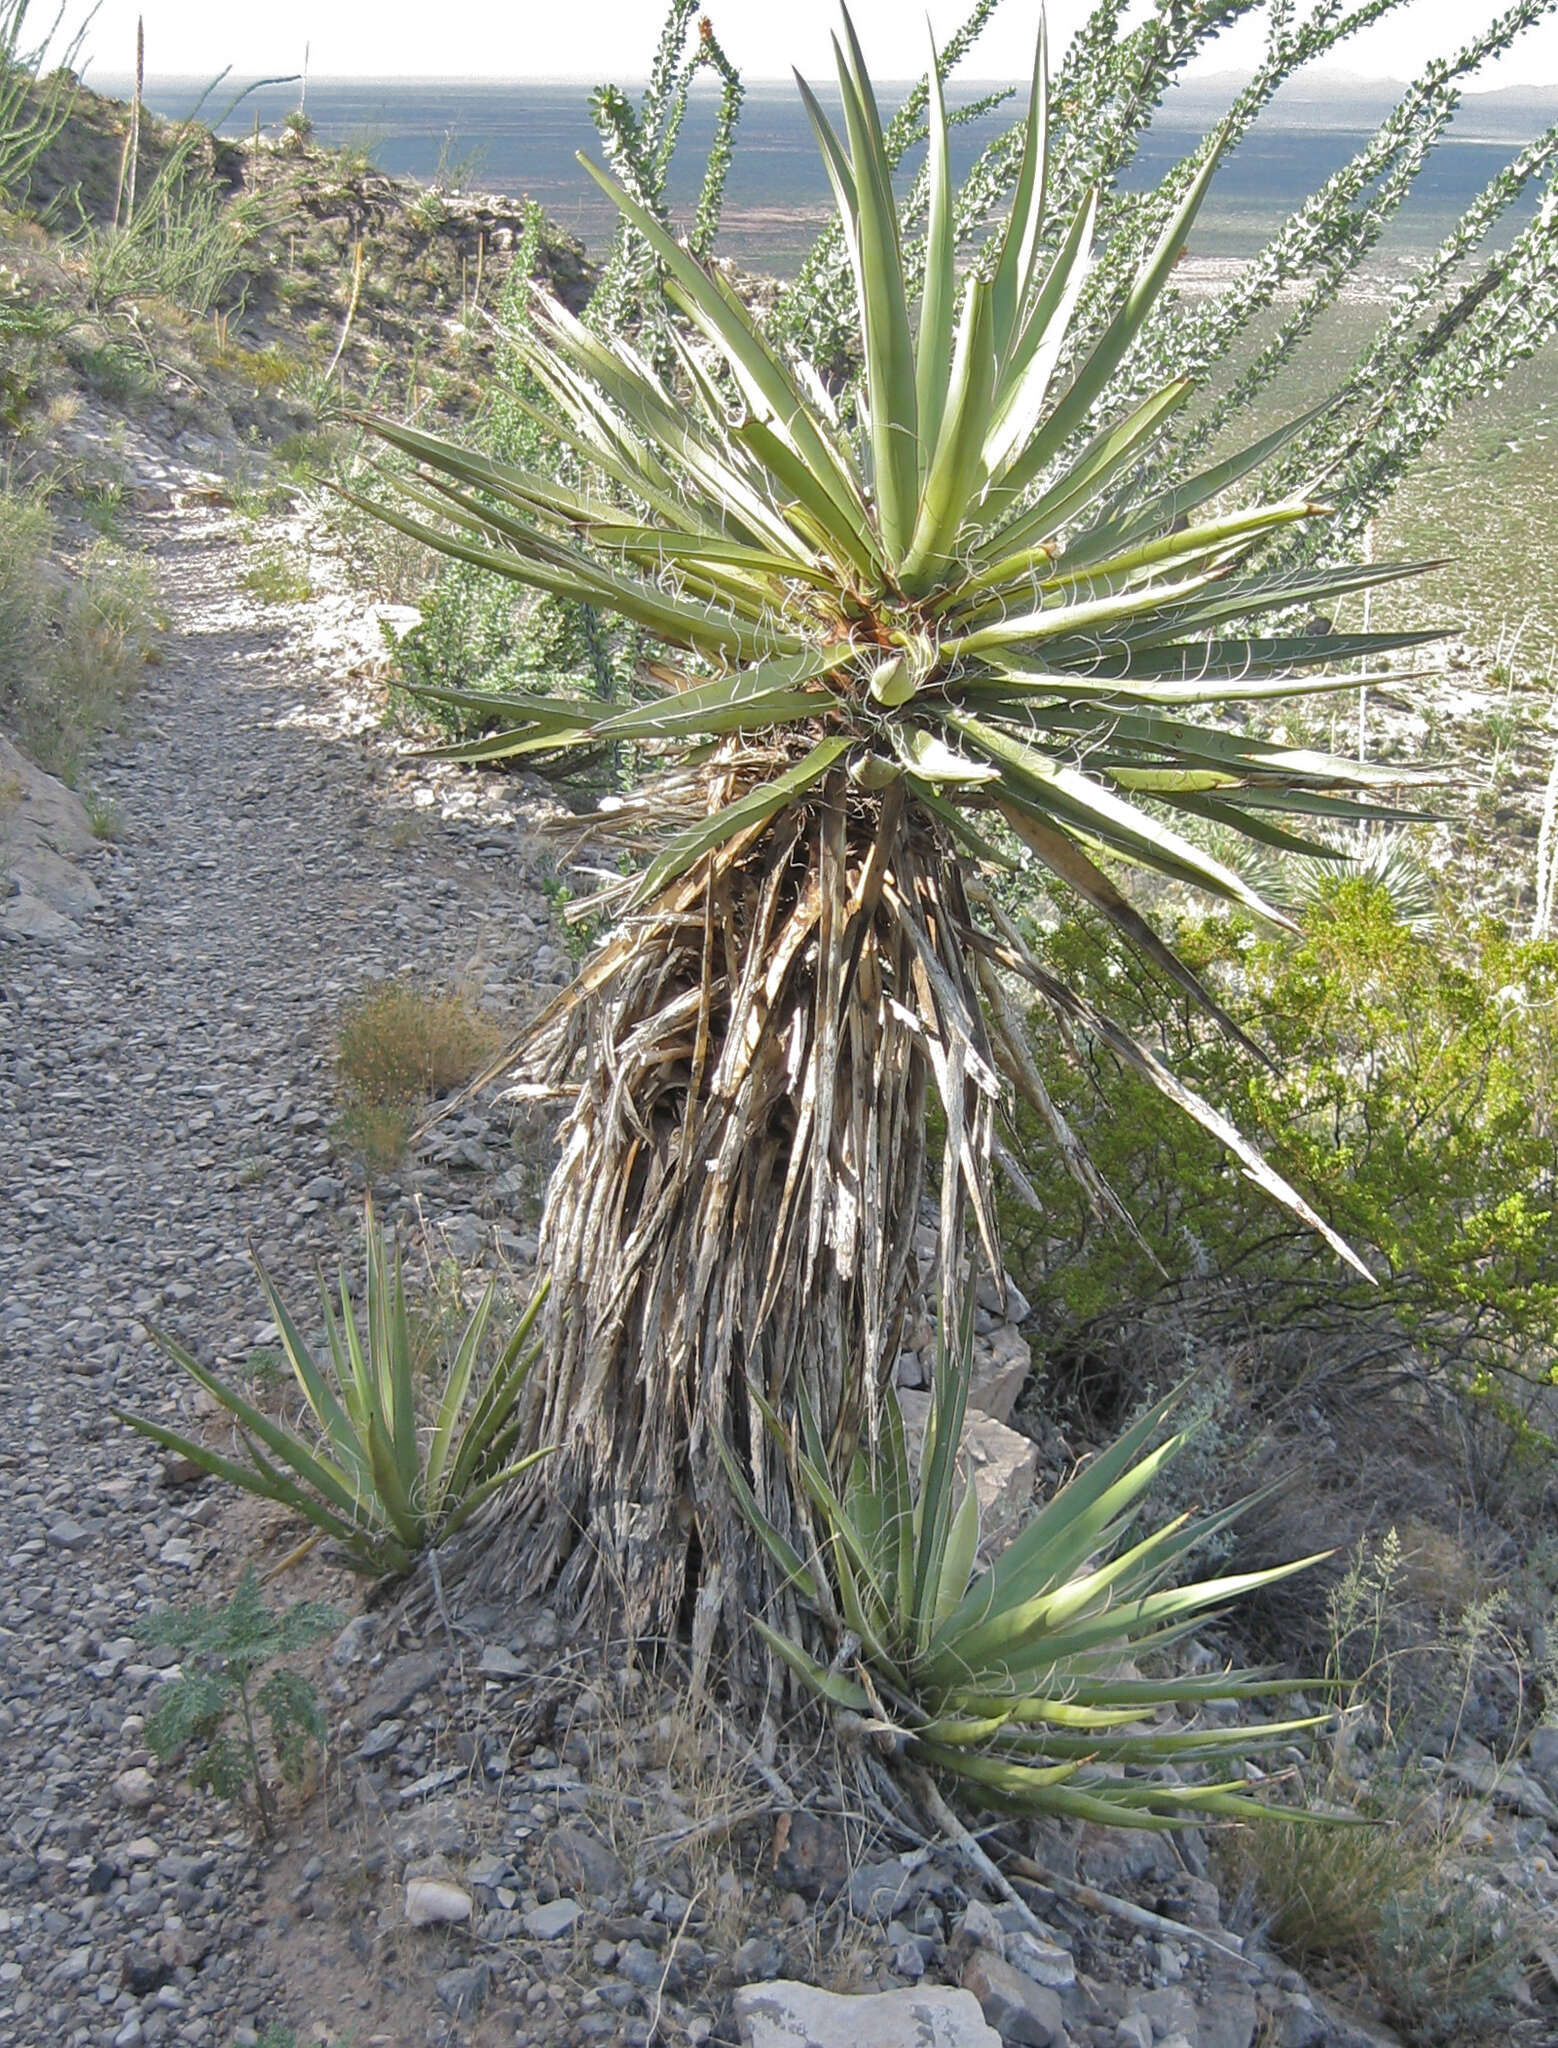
1003,870,1558,1427
83,791,124,839
140,1569,338,1831
333,1102,413,1175
65,333,159,407
387,200,638,730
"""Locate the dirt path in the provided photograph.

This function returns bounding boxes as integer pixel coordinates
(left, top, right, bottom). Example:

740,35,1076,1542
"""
0,503,560,2048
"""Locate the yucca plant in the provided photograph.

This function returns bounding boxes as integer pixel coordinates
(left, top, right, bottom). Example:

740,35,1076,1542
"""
723,1311,1333,1825
351,10,1434,1664
116,1207,549,1577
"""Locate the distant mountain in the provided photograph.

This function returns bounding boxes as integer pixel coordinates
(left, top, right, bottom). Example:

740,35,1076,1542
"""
1160,69,1557,139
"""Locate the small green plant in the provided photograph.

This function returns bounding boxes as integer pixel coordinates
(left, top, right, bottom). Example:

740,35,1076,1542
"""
66,336,160,408
202,335,299,394
0,267,62,424
728,1306,1335,1827
243,1343,288,1387
83,791,125,840
240,544,314,605
334,129,384,180
140,1569,338,1831
337,980,501,1102
76,477,124,538
116,1206,551,1576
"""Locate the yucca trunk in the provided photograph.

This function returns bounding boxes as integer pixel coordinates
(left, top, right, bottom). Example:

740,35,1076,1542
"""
477,772,991,1670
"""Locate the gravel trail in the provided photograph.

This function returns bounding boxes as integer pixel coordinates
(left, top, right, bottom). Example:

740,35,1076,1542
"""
0,505,556,2048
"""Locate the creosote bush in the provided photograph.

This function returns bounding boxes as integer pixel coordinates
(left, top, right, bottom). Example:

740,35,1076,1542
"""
1001,869,1558,1430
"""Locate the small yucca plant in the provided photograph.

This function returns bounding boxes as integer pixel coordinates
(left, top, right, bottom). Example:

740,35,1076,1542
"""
349,9,1433,1664
118,1207,549,1576
725,1307,1333,1825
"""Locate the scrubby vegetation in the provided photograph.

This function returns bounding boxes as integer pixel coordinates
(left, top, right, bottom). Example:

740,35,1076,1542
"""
0,478,161,780
139,1571,338,1832
1003,875,1558,1426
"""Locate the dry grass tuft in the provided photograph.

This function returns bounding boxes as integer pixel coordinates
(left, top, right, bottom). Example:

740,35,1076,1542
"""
333,978,500,1170
1219,1781,1525,2045
337,978,500,1106
0,486,161,781
1218,1530,1534,2045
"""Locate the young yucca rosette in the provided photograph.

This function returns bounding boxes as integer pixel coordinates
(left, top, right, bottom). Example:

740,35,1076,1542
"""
116,1206,551,1577
723,1316,1338,1828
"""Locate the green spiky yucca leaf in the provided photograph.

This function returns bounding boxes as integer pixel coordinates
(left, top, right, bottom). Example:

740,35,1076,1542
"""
356,11,1432,1057
723,1305,1338,1828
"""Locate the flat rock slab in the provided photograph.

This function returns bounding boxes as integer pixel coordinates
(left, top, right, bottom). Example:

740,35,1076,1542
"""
0,734,100,941
544,1823,626,1900
523,1897,582,1940
361,1648,448,1726
734,1981,1001,2048
404,1878,472,1928
969,1323,1031,1425
897,1390,1040,1548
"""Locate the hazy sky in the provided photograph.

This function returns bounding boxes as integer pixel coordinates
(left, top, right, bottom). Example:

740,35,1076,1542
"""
74,0,1558,88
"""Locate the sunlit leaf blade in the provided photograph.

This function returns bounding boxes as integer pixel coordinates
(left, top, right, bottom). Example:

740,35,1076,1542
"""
903,276,996,585
1005,125,1231,495
989,20,1049,365
832,8,918,559
914,25,956,466
984,193,1099,489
